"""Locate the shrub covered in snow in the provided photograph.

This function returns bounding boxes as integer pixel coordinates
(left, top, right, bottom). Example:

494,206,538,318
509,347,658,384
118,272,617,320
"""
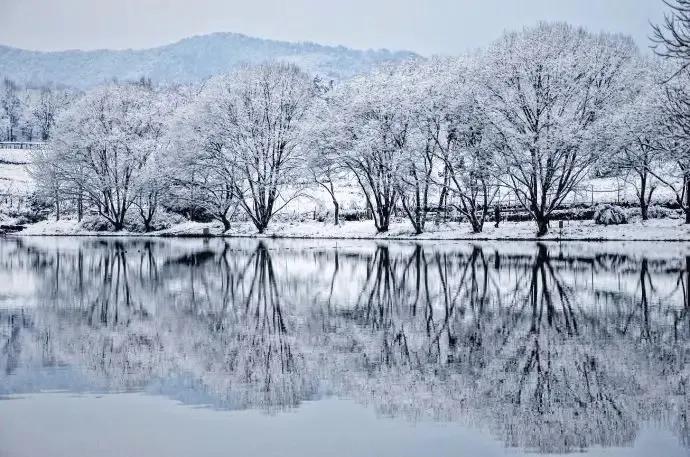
150,211,187,231
647,205,681,220
79,215,114,232
593,204,628,226
11,194,52,225
125,210,187,233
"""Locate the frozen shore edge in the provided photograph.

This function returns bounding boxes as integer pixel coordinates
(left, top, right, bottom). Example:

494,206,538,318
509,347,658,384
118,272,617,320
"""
7,219,690,242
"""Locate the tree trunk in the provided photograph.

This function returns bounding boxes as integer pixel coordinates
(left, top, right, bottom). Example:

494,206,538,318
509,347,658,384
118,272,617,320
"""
220,215,231,232
640,198,649,221
639,172,650,221
686,256,690,309
77,190,83,222
375,206,390,233
376,215,389,233
413,219,423,235
535,215,549,237
436,179,448,225
468,211,483,233
686,179,690,224
54,188,60,221
333,200,339,226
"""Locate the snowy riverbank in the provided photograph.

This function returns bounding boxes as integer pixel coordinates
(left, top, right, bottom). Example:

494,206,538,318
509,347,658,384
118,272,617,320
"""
14,218,690,241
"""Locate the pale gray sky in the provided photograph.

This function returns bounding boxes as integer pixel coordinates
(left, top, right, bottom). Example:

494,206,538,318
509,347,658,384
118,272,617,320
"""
0,0,667,55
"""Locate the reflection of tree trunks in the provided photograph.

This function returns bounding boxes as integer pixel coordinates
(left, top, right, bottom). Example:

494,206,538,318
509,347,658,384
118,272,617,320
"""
239,243,295,378
526,244,579,336
640,259,651,341
355,246,395,330
326,249,339,310
621,257,654,340
73,243,150,327
511,243,587,409
78,249,84,309
671,256,690,342
3,315,24,375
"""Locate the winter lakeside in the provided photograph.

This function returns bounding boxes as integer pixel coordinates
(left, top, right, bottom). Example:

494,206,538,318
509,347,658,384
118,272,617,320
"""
2,3,690,456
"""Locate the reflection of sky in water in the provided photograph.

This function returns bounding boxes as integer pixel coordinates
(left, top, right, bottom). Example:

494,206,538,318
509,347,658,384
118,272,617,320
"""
0,237,689,456
0,271,37,308
2,392,686,457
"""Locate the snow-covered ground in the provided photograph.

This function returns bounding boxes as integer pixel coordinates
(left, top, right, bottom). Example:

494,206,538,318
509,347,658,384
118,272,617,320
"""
0,148,32,198
17,217,690,241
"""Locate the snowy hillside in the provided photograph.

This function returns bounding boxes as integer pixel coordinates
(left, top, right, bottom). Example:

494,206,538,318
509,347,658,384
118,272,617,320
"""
0,33,419,88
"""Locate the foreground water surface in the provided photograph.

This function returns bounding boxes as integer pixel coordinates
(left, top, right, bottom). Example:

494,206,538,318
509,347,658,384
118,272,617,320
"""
0,237,689,456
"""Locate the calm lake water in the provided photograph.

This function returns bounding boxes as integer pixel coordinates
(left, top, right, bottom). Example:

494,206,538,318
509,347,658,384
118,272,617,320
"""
1,237,689,456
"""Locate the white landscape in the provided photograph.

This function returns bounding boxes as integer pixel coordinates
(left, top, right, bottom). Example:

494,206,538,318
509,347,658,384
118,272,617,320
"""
0,19,689,239
1,1,690,457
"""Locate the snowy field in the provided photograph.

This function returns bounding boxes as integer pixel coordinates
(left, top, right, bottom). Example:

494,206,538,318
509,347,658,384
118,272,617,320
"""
0,148,32,197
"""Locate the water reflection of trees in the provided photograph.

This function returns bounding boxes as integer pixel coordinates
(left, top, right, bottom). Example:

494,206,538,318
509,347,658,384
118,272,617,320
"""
174,242,311,409
1,238,689,451
324,242,690,452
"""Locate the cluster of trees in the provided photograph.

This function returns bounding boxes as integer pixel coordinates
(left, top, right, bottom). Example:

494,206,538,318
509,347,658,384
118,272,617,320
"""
28,6,690,236
0,79,75,142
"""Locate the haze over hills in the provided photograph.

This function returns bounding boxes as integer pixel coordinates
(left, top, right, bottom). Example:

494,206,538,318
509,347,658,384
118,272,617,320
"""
0,32,419,88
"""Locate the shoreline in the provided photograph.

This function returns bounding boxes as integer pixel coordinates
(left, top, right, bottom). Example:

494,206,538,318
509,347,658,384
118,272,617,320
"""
7,219,690,243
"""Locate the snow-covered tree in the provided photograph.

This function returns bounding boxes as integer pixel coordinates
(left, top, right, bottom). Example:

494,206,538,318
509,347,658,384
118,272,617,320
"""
47,83,167,230
480,23,637,236
393,62,442,234
652,0,690,223
609,58,669,220
166,96,241,231
654,76,690,223
416,57,501,233
304,101,347,225
318,66,414,233
0,78,21,141
30,87,72,141
198,63,314,233
652,0,690,75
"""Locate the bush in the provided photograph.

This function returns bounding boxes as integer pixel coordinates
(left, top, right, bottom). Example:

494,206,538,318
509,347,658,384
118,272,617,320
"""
593,204,628,226
341,209,368,221
125,210,187,232
79,215,114,232
647,205,681,220
151,210,186,230
11,193,52,225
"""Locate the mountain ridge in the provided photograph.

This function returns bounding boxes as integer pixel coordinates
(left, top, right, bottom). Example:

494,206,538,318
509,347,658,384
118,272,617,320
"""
0,32,419,88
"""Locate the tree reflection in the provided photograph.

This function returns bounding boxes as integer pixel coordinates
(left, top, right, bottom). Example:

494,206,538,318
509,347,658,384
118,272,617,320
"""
0,238,689,451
